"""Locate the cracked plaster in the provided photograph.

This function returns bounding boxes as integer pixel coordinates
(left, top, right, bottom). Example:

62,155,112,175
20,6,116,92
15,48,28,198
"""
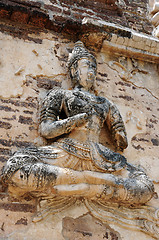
0,32,69,99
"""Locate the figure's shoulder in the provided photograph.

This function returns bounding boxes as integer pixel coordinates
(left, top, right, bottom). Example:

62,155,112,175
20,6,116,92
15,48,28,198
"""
45,87,65,98
44,87,66,100
41,87,66,107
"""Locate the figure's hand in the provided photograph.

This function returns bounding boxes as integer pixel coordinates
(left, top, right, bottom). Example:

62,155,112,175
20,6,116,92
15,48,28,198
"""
40,110,94,139
73,112,89,127
74,110,94,125
114,130,128,151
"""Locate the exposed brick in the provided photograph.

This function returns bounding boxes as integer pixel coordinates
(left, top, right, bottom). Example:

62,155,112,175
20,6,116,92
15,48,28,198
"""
0,121,12,130
0,156,7,162
18,116,33,125
0,99,37,109
62,214,121,239
11,11,29,23
0,139,33,148
118,95,134,101
72,12,83,20
23,110,34,115
0,9,11,19
0,105,18,112
43,4,62,14
37,78,61,90
0,148,11,156
0,0,153,35
63,9,72,16
54,15,72,24
0,203,36,213
29,14,48,28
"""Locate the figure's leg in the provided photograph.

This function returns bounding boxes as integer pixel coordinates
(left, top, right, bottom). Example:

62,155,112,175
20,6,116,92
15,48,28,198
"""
54,184,114,200
2,152,154,204
16,160,153,205
11,163,116,200
54,170,154,205
9,162,117,189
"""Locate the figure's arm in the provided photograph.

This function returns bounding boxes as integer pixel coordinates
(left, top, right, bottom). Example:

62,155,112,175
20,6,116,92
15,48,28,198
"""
40,113,88,139
106,102,128,151
39,89,88,139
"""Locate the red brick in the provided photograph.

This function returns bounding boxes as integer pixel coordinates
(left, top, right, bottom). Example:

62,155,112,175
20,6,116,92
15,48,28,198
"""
0,9,11,19
44,4,62,14
11,11,29,24
29,15,48,28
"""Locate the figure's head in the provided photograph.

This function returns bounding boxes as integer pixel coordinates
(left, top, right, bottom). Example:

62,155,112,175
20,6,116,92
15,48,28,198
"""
68,41,97,90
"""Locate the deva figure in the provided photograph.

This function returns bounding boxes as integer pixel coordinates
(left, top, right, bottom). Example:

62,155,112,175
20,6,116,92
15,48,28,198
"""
1,41,155,206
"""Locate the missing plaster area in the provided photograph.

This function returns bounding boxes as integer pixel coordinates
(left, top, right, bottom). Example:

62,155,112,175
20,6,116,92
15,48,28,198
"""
62,213,121,240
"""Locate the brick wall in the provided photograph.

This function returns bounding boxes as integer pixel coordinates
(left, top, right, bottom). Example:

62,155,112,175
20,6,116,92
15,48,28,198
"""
0,0,153,38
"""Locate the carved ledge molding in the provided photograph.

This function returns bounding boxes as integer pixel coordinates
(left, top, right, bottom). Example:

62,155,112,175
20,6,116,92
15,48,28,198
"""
81,18,159,64
0,1,158,63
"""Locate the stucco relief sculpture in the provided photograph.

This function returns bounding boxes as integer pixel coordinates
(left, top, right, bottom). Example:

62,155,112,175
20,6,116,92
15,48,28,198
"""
149,0,159,38
1,42,159,238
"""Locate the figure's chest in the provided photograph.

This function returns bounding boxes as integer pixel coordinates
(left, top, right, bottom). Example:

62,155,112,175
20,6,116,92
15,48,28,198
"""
63,90,109,119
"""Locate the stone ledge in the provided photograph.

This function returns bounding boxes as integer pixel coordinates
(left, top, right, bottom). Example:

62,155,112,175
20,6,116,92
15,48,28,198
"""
0,0,153,37
82,18,159,63
0,0,153,35
0,1,158,63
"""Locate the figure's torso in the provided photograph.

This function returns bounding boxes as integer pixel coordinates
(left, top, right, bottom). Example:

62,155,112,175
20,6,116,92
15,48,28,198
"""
40,87,111,142
63,89,110,142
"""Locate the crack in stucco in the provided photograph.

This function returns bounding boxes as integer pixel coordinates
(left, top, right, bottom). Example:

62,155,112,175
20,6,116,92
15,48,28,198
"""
108,61,159,100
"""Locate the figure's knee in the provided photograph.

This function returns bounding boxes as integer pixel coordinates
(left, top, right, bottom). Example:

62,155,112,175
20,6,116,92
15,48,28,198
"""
122,177,154,205
2,150,39,184
3,161,59,199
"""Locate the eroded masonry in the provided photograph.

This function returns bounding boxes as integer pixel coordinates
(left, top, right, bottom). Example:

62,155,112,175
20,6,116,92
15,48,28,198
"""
0,1,159,240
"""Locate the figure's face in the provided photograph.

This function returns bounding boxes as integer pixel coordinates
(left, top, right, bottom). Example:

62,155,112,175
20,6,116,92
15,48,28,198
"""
76,58,96,90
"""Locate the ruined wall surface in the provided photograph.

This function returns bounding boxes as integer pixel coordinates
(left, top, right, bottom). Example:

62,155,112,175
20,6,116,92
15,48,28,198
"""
0,23,159,239
0,0,159,240
0,0,153,37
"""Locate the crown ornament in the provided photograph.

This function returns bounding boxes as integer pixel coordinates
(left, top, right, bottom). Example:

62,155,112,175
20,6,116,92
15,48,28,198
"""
67,41,96,69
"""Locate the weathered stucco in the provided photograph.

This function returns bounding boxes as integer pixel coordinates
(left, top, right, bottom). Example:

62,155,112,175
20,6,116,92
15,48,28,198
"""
0,32,69,99
0,1,159,239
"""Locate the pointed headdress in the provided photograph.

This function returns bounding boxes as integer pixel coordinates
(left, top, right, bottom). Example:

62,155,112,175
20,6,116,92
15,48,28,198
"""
68,41,96,69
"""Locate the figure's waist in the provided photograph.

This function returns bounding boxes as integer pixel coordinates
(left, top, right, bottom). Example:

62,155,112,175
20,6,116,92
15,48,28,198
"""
67,124,100,143
56,138,91,161
55,138,127,172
